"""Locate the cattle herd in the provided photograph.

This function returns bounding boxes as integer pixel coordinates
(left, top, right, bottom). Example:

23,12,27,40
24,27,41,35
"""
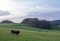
11,30,20,35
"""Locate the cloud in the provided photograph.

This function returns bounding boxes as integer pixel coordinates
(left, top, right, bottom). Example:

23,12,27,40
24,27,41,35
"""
11,0,60,16
25,11,60,21
0,10,10,16
0,0,11,11
44,0,60,8
0,0,59,23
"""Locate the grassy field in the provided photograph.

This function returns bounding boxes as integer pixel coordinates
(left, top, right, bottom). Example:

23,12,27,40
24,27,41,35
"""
0,24,60,41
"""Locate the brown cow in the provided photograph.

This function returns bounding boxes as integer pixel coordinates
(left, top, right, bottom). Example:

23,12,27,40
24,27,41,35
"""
11,30,20,35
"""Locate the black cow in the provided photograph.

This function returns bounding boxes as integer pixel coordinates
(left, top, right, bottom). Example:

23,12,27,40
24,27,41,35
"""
11,30,20,35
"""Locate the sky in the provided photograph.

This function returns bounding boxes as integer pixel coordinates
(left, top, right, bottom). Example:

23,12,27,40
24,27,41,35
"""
0,0,60,23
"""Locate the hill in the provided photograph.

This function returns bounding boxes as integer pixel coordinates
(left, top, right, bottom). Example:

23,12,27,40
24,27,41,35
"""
51,20,60,25
0,24,60,41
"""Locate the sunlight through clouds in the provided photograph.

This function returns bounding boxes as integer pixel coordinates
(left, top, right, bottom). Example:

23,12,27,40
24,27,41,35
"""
0,0,10,11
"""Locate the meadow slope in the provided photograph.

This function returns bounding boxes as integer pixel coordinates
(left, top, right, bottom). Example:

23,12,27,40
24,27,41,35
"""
0,24,60,41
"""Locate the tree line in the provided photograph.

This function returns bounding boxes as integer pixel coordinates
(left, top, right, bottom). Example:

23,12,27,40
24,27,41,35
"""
21,18,60,30
0,20,14,24
1,18,60,30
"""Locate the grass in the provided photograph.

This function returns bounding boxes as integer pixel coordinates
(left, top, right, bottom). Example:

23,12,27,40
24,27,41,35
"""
0,24,60,41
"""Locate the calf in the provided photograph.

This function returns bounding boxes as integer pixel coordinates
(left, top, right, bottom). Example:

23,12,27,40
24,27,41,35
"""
11,30,20,35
